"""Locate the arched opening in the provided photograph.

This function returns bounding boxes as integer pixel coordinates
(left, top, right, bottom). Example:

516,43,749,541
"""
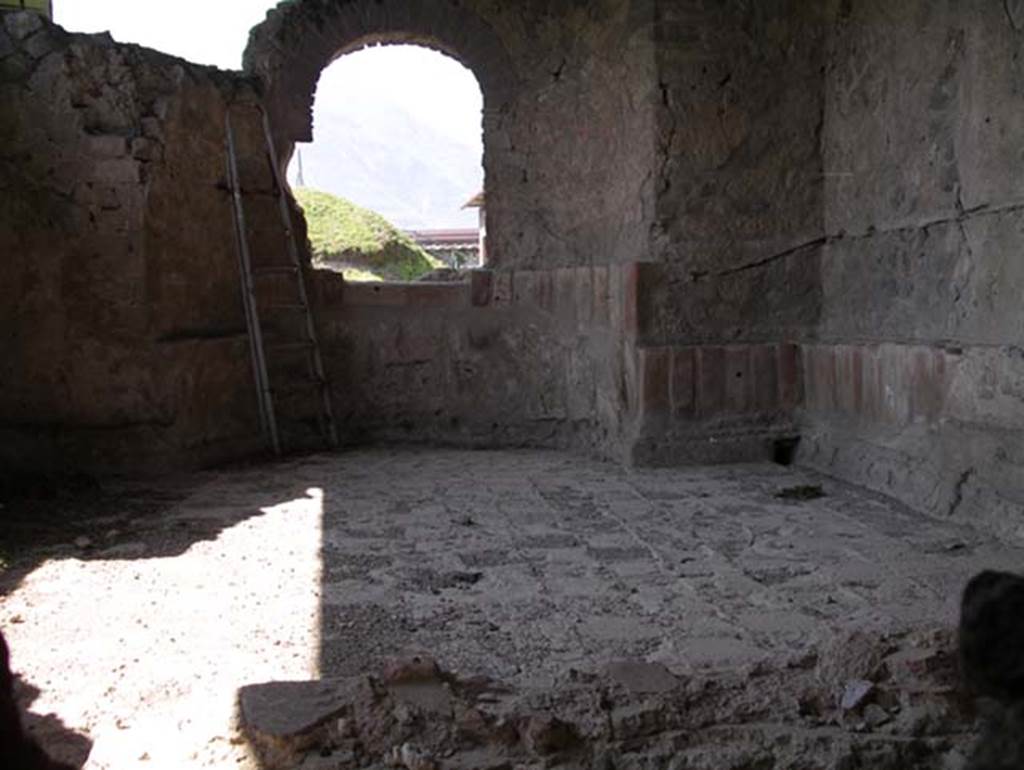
286,44,484,282
243,0,516,271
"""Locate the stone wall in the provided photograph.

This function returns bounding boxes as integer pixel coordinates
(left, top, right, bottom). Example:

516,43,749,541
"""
798,1,1024,542
312,266,638,460
0,12,266,473
645,1,828,344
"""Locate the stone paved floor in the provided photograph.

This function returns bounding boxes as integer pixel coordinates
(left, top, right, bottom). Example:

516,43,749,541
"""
3,448,1023,768
306,449,1021,687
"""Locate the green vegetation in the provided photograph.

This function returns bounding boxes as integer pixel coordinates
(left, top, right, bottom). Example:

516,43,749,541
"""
294,187,442,282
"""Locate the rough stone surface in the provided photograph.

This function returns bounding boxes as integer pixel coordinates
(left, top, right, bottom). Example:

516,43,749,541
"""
0,16,272,473
313,266,638,462
4,449,1023,768
799,2,1024,543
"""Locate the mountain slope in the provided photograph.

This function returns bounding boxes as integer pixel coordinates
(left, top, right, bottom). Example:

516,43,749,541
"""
290,96,483,230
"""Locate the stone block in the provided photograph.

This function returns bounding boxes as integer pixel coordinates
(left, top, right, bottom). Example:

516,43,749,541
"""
513,270,536,307
592,266,610,326
131,137,163,162
535,270,554,314
859,346,882,422
21,29,54,60
74,183,121,210
406,284,464,308
836,345,857,415
469,269,493,307
379,323,437,366
140,117,163,140
751,345,778,413
555,267,576,323
86,134,128,159
638,346,670,418
574,266,593,326
343,283,408,307
623,263,640,337
4,11,42,41
851,346,864,414
670,346,696,418
796,345,816,412
608,265,624,332
93,159,141,184
492,270,513,307
811,346,837,414
878,345,909,425
725,346,752,414
909,346,944,422
696,346,726,417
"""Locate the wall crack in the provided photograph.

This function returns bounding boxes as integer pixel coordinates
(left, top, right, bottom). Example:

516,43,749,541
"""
1004,0,1023,32
715,236,828,277
947,467,976,518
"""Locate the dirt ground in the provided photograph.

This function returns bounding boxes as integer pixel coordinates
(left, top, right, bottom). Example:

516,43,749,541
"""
2,448,1022,769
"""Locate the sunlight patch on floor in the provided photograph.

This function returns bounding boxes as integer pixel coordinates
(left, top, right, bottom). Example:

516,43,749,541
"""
2,487,324,770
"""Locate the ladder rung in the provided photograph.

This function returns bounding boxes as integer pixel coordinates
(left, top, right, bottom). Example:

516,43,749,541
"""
227,105,338,455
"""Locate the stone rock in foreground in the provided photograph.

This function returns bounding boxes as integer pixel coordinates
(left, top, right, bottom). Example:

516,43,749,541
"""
960,570,1024,703
960,570,1024,770
239,678,364,769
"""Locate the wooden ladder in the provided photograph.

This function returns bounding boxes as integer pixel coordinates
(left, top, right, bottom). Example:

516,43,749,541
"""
225,102,338,455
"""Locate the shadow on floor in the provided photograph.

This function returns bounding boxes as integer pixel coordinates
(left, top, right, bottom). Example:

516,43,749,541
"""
0,460,312,599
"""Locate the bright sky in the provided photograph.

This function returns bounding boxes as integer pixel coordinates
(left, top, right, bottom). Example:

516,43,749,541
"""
51,0,483,147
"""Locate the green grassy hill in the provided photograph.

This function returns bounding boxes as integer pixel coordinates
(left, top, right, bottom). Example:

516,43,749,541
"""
294,187,442,282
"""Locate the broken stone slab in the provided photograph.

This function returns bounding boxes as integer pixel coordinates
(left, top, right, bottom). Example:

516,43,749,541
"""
239,678,363,769
605,660,679,694
840,679,875,712
21,28,63,61
862,703,891,729
816,630,889,693
3,11,42,41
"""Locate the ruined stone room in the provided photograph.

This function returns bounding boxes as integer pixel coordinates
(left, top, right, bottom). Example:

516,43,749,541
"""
2,0,1023,768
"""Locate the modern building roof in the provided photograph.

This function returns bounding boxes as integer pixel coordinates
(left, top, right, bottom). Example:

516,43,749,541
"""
405,229,481,249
